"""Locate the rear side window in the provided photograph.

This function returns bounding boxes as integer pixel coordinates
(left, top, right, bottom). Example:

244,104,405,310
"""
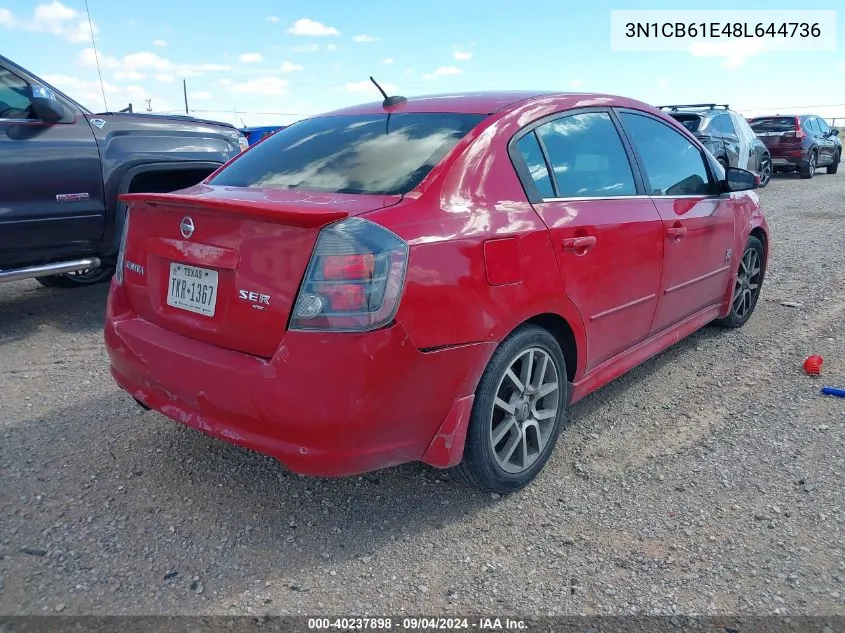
749,117,797,133
805,118,820,134
619,112,716,196
533,112,637,198
210,112,486,195
515,131,554,198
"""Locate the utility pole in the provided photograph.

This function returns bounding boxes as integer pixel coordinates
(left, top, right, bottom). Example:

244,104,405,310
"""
183,79,189,114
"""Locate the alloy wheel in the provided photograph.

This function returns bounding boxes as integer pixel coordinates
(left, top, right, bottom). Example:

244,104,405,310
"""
489,347,560,474
759,156,772,186
732,247,762,320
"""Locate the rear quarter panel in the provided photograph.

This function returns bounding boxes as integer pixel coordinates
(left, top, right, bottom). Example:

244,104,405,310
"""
367,96,606,382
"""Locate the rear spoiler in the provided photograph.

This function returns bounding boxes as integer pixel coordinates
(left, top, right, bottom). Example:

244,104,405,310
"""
119,192,349,228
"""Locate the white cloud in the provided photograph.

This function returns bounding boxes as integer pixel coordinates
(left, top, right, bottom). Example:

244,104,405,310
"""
280,60,303,73
114,70,146,81
189,91,211,101
286,18,339,36
40,73,172,114
569,79,583,88
293,43,320,52
227,76,289,96
453,50,472,61
239,52,264,63
219,79,233,86
352,34,378,43
122,51,170,71
155,73,175,83
383,57,394,65
326,44,337,51
346,80,397,94
153,39,167,47
423,66,464,80
3,1,99,43
78,47,119,70
265,16,280,23
689,39,765,69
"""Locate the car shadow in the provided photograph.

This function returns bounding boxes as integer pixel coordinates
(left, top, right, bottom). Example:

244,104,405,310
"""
0,280,109,343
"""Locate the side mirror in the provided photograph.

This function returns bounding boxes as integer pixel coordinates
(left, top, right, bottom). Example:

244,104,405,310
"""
29,85,67,123
722,166,757,192
830,128,840,137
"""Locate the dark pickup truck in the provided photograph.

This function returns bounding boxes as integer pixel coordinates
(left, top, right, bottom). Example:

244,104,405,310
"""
0,54,246,288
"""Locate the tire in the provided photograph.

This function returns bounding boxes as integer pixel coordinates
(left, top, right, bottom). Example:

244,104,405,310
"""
452,324,569,494
800,150,817,179
757,154,772,187
827,150,840,174
715,235,765,329
36,265,115,289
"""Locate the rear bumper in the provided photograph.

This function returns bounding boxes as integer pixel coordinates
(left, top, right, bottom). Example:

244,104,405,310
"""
769,148,809,168
104,281,494,477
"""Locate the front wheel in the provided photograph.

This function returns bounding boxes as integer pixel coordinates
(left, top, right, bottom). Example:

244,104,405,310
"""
452,325,568,495
715,236,765,329
36,265,115,289
758,154,772,187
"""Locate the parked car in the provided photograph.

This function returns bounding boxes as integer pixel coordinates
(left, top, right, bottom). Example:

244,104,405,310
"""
105,90,768,494
747,114,841,179
660,104,772,187
240,125,286,146
0,54,247,287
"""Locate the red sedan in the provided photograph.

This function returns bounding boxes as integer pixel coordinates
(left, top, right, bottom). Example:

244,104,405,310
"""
104,90,769,494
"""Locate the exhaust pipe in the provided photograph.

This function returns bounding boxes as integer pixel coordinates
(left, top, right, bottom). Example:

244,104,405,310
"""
0,258,101,284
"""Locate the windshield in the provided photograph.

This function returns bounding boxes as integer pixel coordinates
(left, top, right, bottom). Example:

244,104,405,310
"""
210,112,486,195
668,114,703,133
749,117,797,133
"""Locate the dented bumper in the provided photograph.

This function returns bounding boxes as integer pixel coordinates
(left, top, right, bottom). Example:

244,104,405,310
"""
104,280,493,477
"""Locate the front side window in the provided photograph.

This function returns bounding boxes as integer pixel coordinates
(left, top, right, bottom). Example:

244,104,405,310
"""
533,111,637,198
0,67,35,120
815,117,830,134
619,112,716,196
210,112,486,196
805,118,819,135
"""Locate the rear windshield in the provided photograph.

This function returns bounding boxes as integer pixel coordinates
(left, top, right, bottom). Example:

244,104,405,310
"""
668,114,702,132
749,117,797,133
211,112,486,195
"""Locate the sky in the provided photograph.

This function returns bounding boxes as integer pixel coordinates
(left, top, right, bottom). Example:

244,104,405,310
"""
2,0,844,128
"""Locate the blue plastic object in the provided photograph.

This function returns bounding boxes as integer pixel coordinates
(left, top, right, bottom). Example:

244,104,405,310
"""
821,386,845,398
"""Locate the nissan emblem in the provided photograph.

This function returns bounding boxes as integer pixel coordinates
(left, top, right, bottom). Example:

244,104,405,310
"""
180,216,195,239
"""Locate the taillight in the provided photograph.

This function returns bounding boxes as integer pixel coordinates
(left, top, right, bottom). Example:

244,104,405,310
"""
794,118,806,139
290,217,409,332
114,207,131,284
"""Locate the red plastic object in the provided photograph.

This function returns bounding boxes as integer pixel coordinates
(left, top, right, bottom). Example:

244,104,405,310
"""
803,355,824,375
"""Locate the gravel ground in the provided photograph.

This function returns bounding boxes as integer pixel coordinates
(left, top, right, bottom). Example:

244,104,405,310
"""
1,172,843,618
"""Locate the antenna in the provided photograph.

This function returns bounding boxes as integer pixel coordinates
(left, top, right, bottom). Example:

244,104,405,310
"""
83,0,109,112
369,76,407,108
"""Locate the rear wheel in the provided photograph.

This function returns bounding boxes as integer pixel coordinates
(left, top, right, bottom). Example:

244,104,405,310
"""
800,150,817,179
452,324,568,495
36,265,115,289
827,150,840,174
715,235,765,329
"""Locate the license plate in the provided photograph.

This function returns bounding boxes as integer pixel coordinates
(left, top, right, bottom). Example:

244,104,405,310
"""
166,262,218,317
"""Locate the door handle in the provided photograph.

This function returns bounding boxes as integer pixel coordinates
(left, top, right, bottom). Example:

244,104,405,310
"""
666,226,687,240
562,236,597,253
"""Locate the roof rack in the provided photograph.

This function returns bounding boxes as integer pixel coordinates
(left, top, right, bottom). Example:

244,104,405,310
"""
658,103,730,112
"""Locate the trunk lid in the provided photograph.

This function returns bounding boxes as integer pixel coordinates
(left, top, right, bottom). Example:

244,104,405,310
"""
119,186,401,358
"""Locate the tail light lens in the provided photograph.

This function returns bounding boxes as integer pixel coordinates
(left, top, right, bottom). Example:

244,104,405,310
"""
290,217,409,332
114,207,131,284
794,118,806,139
